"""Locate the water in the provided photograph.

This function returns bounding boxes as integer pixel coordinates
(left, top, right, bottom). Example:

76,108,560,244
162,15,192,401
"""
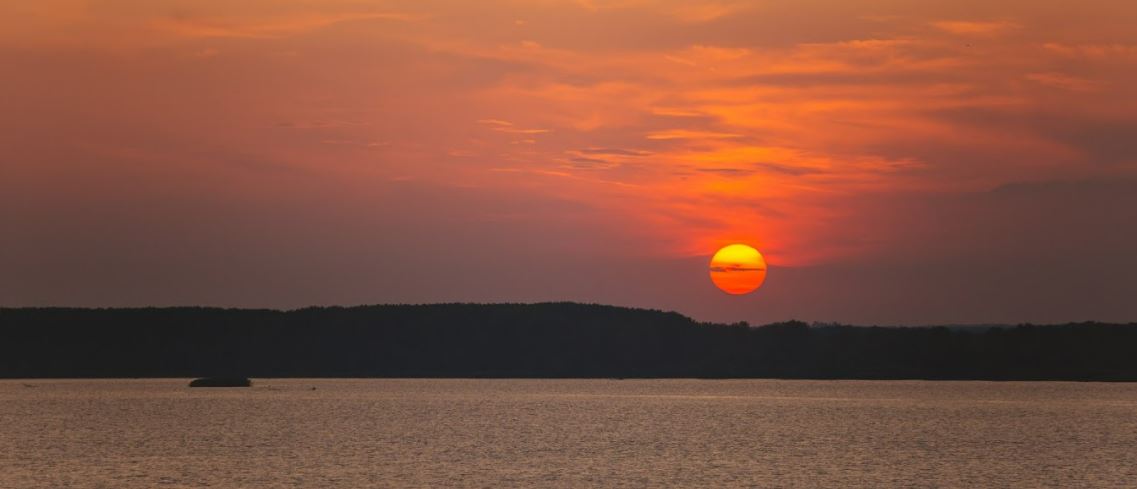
2,379,1136,488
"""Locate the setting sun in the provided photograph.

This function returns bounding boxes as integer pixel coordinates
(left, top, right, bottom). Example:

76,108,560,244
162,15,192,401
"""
709,244,767,295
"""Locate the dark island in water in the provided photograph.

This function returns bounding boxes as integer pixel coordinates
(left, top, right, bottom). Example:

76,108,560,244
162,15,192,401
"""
2,303,1135,380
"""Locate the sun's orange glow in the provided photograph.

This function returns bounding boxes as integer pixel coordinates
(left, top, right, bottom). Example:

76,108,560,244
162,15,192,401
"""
710,244,767,295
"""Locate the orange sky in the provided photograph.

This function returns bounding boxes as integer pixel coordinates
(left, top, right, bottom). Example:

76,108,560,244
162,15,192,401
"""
3,1,1137,324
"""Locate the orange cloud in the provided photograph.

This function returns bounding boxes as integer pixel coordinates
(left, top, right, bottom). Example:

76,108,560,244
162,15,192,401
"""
149,11,417,39
1026,72,1103,92
5,0,1137,272
931,20,1020,36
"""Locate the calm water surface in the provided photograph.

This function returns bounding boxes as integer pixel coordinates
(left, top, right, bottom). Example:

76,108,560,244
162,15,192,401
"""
2,379,1136,488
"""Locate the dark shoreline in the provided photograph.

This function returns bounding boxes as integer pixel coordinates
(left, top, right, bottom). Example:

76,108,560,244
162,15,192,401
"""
6,377,1137,383
3,303,1136,381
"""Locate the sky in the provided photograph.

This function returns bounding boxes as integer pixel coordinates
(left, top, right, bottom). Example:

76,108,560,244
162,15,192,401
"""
3,0,1137,325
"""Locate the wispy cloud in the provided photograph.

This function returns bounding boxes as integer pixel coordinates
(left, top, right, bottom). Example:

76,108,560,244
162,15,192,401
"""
478,119,550,134
697,168,754,177
646,130,742,140
931,20,1020,36
1025,72,1102,92
579,148,650,156
709,265,766,273
150,11,418,39
9,0,1136,269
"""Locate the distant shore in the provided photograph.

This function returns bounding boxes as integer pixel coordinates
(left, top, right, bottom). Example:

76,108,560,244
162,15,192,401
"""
2,303,1135,381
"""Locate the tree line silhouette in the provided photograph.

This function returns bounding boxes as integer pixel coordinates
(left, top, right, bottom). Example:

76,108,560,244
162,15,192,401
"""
2,303,1135,380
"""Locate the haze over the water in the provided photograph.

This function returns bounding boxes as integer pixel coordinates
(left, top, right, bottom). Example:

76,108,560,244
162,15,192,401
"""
3,0,1137,324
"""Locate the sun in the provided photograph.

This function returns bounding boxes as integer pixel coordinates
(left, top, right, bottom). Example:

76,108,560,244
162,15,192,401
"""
709,244,767,295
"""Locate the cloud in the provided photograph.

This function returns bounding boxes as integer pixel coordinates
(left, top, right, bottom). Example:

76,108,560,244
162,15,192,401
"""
149,11,418,39
646,130,741,140
1042,43,1137,60
190,48,219,58
709,265,766,272
275,120,369,129
667,3,749,23
696,168,753,177
929,108,1137,165
151,11,416,39
752,162,825,176
478,119,549,134
476,119,513,127
579,148,650,156
1025,72,1102,92
729,70,965,88
569,156,610,166
931,20,1020,36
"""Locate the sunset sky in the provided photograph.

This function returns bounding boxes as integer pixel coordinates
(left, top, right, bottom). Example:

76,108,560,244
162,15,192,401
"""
3,0,1137,324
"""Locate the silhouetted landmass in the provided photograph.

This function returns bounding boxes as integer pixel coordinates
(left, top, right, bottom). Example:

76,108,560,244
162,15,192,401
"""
2,303,1136,380
189,376,251,387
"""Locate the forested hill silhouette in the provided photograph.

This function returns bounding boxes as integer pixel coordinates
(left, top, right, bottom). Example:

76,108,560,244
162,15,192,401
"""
2,303,1136,380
